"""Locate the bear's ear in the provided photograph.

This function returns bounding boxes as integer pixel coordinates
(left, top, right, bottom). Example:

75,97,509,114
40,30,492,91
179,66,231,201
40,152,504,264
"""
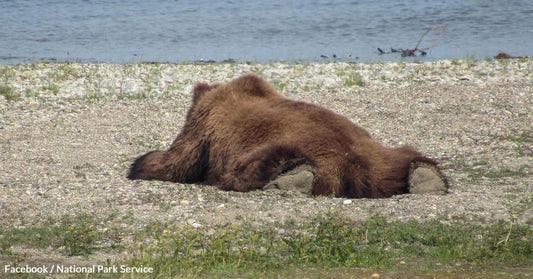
192,82,223,107
192,82,215,105
228,74,281,98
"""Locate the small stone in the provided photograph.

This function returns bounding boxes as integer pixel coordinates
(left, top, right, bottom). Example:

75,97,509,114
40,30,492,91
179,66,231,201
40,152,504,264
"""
191,222,202,228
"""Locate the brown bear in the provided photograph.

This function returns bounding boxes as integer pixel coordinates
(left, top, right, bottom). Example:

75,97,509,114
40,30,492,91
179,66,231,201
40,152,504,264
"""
128,74,448,198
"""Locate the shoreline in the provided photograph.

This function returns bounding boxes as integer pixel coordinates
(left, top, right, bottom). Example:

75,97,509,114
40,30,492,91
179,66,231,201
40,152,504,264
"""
1,57,532,103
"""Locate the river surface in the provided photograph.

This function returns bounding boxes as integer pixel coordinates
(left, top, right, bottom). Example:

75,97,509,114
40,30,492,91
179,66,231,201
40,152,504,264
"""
1,0,532,64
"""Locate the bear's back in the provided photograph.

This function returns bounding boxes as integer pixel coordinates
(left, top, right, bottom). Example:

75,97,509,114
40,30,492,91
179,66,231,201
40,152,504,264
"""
196,77,373,159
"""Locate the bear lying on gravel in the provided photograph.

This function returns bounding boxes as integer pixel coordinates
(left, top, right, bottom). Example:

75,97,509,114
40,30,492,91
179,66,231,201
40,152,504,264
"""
128,74,448,198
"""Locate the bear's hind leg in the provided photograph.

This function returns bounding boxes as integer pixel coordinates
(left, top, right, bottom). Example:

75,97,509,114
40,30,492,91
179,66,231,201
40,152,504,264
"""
374,146,448,197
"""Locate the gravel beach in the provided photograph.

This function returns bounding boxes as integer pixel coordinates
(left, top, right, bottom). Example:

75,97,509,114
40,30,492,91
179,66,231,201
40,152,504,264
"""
1,59,532,266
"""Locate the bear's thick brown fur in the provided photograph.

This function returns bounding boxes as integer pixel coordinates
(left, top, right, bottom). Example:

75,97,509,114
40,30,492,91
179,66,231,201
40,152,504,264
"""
128,74,448,198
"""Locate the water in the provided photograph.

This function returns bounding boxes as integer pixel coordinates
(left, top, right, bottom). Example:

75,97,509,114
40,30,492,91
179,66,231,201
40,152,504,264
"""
1,0,532,64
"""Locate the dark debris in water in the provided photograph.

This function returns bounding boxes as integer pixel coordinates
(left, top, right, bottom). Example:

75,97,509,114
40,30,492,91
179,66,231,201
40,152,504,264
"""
378,25,447,58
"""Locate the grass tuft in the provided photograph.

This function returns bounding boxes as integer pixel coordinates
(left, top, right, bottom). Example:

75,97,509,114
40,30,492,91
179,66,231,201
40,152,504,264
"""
0,85,20,101
41,84,60,95
60,214,98,256
344,73,365,87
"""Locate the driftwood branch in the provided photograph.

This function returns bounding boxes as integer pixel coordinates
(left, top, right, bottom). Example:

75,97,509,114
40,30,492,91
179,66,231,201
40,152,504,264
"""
378,25,447,57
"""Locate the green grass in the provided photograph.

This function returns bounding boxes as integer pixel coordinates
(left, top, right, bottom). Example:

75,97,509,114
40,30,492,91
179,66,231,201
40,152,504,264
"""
0,215,99,257
117,91,151,100
51,64,79,81
0,85,19,101
122,213,532,278
502,132,533,156
344,73,365,87
270,80,288,91
0,66,16,82
461,154,529,181
41,84,60,95
463,161,530,183
0,218,62,254
1,212,532,278
60,214,99,256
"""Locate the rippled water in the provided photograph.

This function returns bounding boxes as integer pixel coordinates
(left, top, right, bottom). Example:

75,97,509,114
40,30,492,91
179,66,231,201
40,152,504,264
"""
1,0,532,63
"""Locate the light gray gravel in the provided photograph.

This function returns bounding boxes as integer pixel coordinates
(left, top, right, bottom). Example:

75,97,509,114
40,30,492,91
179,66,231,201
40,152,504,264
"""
0,59,532,248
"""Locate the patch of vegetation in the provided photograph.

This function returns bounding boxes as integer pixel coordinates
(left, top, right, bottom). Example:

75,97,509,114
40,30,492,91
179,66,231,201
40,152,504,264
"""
0,214,116,257
0,85,20,101
120,212,532,278
24,88,40,98
482,165,530,179
117,91,150,100
502,132,533,156
271,80,288,91
51,64,79,81
60,214,99,256
0,218,61,256
464,160,530,182
0,66,16,82
41,84,60,95
134,139,165,150
344,73,365,87
85,90,104,100
73,162,96,179
1,212,531,278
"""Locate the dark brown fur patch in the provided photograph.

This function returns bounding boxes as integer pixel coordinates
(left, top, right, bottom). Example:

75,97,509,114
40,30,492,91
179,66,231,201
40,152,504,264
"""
128,151,171,181
218,144,314,192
